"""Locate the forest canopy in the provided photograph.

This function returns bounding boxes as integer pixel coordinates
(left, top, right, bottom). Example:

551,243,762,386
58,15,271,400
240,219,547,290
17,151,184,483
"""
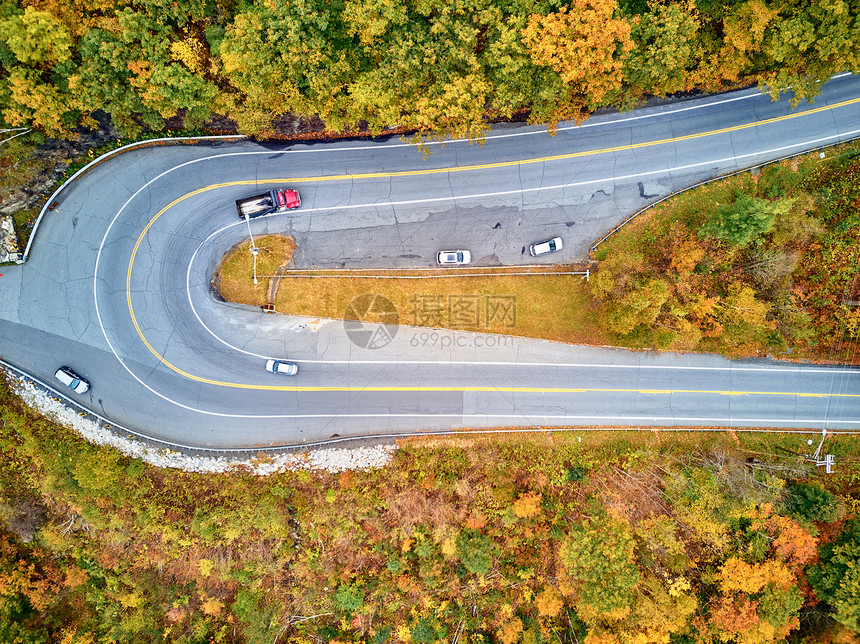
0,0,858,139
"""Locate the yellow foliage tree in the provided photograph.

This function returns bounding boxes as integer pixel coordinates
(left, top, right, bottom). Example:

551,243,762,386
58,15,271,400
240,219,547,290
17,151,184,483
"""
717,558,794,594
2,68,76,138
521,0,633,114
170,36,208,75
514,492,542,518
535,587,563,617
497,617,523,644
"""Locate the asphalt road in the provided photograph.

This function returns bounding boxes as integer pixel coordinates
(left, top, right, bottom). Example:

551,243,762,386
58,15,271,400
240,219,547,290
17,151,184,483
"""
2,75,860,448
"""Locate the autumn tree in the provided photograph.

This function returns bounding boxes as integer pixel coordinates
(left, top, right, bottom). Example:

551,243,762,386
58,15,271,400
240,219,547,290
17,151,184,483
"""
623,0,702,97
0,532,66,641
0,5,81,137
0,6,73,66
703,504,816,643
1,67,78,137
521,0,634,122
603,276,671,337
696,0,781,87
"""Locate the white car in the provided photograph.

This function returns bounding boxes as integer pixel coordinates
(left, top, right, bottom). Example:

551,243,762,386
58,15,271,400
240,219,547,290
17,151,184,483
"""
437,250,471,265
265,359,298,376
54,366,90,394
529,237,563,256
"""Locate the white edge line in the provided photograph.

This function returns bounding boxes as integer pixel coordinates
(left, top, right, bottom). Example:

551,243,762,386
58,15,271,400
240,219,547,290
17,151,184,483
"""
183,126,860,368
4,357,855,454
90,102,860,421
23,135,246,261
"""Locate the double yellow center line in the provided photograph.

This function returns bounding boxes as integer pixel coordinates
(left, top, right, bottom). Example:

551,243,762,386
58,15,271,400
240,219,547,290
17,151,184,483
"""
124,96,860,394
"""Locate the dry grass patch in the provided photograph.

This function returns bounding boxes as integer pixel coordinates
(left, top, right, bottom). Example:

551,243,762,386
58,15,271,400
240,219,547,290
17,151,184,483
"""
213,235,607,344
213,234,296,304
214,234,604,342
272,272,605,343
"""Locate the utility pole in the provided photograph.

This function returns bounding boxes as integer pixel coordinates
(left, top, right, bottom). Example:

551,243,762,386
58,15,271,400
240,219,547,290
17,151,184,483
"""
806,429,834,474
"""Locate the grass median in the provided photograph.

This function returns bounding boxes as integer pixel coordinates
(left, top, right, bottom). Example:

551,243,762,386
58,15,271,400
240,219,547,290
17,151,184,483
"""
214,237,604,343
215,140,860,362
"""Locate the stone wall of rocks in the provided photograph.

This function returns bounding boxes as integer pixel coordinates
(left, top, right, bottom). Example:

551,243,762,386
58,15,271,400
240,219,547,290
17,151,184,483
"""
0,215,20,263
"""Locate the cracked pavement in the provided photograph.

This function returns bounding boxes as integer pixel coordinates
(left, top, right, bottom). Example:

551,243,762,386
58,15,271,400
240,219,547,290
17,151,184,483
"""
1,77,859,447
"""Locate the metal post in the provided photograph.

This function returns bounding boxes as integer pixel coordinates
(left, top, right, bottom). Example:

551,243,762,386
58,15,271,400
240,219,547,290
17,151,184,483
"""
811,428,827,461
244,214,259,285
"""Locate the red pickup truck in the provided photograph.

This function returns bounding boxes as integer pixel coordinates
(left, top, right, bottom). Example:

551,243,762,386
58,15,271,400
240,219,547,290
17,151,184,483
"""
236,188,301,219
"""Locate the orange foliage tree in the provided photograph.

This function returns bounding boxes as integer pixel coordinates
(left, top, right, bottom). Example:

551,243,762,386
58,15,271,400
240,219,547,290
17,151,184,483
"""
521,0,633,120
705,504,816,643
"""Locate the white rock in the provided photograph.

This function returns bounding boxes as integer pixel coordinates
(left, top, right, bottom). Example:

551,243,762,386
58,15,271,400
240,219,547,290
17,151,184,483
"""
9,377,396,475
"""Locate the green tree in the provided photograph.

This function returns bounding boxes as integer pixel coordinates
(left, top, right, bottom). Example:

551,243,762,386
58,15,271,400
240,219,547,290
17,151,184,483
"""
334,583,365,613
0,594,49,644
343,0,502,139
623,0,701,96
757,583,803,631
808,520,860,631
456,529,494,575
784,483,843,523
698,193,789,247
71,3,220,135
220,0,364,134
74,28,167,133
411,617,447,643
560,514,640,621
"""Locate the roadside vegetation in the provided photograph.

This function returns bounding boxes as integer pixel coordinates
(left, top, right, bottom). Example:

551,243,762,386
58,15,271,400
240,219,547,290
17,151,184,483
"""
1,0,858,142
2,0,858,258
2,374,860,642
217,142,860,363
591,142,860,362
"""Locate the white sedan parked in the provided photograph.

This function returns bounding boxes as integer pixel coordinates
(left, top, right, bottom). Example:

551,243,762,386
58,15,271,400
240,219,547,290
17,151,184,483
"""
437,250,471,265
529,237,563,256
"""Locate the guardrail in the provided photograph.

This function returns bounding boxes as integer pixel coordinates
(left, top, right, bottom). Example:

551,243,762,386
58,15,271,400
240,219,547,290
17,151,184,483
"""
19,134,246,263
590,135,860,253
258,269,591,279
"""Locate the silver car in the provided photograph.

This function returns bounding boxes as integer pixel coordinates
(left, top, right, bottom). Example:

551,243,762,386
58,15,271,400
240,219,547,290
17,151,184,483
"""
54,366,90,394
437,250,471,265
529,237,563,256
265,359,298,376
